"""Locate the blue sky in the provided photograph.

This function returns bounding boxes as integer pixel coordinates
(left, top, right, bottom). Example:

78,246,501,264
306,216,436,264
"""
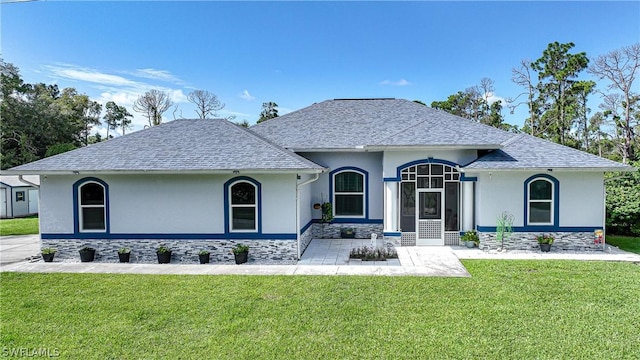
2,1,639,135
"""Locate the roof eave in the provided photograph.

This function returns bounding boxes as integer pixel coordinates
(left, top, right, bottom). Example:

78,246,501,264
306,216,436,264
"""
1,168,328,176
365,144,502,151
463,166,637,172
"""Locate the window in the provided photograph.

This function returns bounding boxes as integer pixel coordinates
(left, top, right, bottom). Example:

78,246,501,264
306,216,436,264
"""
16,191,25,202
333,170,365,217
229,181,257,231
527,178,553,225
79,182,106,231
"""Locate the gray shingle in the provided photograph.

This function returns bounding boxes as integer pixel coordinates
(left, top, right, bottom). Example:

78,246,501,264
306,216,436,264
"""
250,98,512,149
464,134,635,171
6,119,325,174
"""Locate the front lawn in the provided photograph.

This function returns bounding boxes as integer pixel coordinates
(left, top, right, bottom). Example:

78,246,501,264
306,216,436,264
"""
0,216,39,236
1,261,639,359
607,235,640,254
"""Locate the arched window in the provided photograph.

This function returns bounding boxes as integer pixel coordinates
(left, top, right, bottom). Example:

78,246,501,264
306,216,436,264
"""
526,177,556,225
78,181,107,232
229,180,258,231
333,170,365,217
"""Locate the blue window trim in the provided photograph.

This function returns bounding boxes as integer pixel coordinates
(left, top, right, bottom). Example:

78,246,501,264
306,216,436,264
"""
329,166,369,220
383,158,460,182
524,174,559,228
224,176,262,235
73,177,110,235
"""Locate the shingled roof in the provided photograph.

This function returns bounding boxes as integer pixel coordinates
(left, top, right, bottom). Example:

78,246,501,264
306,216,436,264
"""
250,98,513,150
465,134,635,172
5,119,325,174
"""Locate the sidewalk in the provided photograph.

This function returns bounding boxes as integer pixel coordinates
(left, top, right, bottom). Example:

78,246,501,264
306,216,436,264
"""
1,235,638,277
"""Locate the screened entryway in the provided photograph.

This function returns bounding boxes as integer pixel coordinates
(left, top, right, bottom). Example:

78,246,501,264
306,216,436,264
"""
399,163,460,246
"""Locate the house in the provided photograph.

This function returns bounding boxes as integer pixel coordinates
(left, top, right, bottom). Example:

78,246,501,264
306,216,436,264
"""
0,175,39,218
4,99,634,262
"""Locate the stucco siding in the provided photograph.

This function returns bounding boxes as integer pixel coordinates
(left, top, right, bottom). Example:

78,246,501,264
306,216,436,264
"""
39,173,298,236
299,152,384,220
476,171,604,228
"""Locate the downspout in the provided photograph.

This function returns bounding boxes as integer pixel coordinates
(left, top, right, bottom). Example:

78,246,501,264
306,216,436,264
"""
18,175,40,189
296,172,321,260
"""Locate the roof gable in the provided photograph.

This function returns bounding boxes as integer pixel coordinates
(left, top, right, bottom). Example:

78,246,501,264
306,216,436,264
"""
6,119,325,174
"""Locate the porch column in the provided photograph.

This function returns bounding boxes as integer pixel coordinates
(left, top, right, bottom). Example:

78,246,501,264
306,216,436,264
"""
462,181,474,231
384,181,398,232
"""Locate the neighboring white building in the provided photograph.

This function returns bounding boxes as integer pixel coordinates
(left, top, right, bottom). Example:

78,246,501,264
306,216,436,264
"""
0,175,39,218
4,99,635,262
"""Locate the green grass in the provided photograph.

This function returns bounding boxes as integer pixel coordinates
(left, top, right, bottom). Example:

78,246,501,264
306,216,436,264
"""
607,235,640,254
0,216,39,236
1,261,639,359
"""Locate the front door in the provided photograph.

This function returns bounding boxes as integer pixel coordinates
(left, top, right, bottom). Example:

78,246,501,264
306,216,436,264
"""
416,190,444,245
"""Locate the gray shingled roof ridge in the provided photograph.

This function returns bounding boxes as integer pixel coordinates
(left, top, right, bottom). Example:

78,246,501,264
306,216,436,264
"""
373,103,514,146
249,100,328,133
233,121,326,170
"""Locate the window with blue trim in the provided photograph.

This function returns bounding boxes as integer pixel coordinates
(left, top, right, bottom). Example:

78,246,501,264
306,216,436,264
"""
229,181,257,231
79,182,106,232
333,170,365,217
527,178,553,225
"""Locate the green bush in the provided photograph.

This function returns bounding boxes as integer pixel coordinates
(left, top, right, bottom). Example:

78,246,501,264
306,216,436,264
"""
606,160,640,235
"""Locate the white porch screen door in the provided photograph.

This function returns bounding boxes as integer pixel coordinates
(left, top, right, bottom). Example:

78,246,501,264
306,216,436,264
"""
416,189,444,245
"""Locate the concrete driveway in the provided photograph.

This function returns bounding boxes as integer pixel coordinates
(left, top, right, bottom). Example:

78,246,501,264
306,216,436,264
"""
0,234,40,265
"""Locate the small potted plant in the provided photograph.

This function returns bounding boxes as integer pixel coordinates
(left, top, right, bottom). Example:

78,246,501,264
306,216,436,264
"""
156,245,172,264
231,243,249,264
537,234,554,252
340,227,356,239
79,246,96,262
41,247,57,262
198,250,210,264
461,230,479,248
117,247,131,263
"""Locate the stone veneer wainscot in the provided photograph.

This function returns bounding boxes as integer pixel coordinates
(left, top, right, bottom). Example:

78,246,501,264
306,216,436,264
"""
478,231,604,251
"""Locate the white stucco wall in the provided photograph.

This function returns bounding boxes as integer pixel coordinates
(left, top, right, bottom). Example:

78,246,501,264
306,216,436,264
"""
382,150,477,178
299,152,384,220
475,171,605,227
39,173,298,235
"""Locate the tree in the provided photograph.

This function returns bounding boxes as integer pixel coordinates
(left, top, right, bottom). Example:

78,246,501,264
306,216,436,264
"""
588,43,640,163
187,90,225,119
431,78,508,129
572,80,597,151
508,59,541,136
257,102,279,123
605,160,640,235
237,120,250,128
103,101,133,137
133,89,173,127
532,42,589,145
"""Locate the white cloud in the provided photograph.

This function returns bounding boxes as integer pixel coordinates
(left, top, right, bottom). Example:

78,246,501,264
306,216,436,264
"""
379,78,411,86
130,68,184,85
485,92,506,105
45,64,191,132
240,89,255,101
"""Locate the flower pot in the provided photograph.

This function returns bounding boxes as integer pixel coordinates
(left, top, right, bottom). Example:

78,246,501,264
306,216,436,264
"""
42,253,55,262
234,251,248,264
79,249,96,262
199,253,210,264
465,240,476,248
157,251,172,264
540,243,552,252
118,252,131,263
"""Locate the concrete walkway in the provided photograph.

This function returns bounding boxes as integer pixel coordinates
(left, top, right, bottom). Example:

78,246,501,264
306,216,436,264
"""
0,234,40,265
1,236,638,277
